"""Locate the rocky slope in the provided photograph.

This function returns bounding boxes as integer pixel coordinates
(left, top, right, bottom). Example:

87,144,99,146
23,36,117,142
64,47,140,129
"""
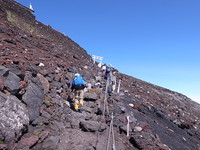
0,0,200,150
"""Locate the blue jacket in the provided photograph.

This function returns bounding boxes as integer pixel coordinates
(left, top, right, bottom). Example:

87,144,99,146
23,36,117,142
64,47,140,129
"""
72,75,86,90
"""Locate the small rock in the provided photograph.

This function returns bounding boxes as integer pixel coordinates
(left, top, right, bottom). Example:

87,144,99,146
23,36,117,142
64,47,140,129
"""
20,135,38,147
42,136,60,149
134,126,143,132
38,130,49,143
38,63,45,67
129,103,134,107
182,137,186,141
0,144,7,149
41,111,51,119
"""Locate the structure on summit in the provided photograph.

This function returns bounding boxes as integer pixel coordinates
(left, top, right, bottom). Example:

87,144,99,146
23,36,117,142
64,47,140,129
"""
12,0,34,13
29,3,34,11
92,55,103,67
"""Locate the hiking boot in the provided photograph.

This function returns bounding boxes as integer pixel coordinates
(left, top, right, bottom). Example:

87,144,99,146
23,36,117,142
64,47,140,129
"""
80,100,84,105
74,103,79,111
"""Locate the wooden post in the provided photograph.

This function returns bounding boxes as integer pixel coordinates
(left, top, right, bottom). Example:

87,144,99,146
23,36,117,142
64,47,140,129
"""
92,55,96,63
117,79,121,93
127,116,130,137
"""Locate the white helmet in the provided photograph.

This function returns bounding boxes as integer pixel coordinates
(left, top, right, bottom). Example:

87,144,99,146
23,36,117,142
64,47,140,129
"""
74,73,80,77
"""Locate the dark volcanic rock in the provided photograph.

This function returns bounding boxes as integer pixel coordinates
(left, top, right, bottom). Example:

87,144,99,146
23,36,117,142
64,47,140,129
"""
18,135,39,148
42,136,60,149
84,92,99,101
22,82,44,122
80,120,107,132
4,71,21,95
0,66,9,76
37,73,50,94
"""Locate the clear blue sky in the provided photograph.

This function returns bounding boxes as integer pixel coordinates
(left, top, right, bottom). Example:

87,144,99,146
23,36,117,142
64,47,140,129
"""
16,0,200,104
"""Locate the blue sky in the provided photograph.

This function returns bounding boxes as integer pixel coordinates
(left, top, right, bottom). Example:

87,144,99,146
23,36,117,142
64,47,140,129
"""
16,0,200,104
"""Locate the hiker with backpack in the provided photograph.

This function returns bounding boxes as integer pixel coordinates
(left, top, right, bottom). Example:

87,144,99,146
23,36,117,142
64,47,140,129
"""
104,64,112,80
101,64,107,78
71,73,87,111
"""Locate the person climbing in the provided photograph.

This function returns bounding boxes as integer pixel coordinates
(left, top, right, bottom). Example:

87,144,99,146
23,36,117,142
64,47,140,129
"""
107,71,116,94
101,64,107,78
105,64,112,80
71,73,86,111
110,71,117,92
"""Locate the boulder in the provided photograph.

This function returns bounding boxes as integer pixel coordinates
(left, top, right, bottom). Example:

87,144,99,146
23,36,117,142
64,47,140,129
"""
19,135,39,148
0,66,9,76
37,73,50,94
129,121,168,150
84,92,99,101
4,72,21,95
80,120,106,132
32,116,49,126
42,136,60,149
6,64,22,76
22,82,44,122
0,92,29,143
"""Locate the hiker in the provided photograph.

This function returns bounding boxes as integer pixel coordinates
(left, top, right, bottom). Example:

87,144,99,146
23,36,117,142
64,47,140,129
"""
71,73,87,111
110,71,117,92
104,64,112,80
107,71,116,93
101,64,107,78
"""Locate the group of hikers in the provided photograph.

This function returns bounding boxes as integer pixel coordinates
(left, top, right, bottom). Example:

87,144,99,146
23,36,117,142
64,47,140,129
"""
71,64,116,111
